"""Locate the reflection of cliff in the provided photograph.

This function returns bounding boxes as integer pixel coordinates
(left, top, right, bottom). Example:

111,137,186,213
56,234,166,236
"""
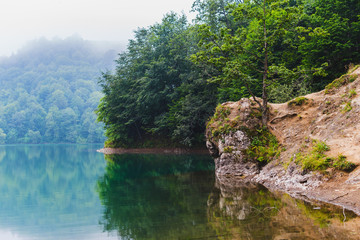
208,176,283,240
208,176,360,240
97,154,217,239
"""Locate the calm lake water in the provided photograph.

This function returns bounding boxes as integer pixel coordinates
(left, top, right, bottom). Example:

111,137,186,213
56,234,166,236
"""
0,144,359,240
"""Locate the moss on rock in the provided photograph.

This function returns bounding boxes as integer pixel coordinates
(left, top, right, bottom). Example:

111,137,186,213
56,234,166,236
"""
245,127,282,163
292,139,356,172
206,99,282,165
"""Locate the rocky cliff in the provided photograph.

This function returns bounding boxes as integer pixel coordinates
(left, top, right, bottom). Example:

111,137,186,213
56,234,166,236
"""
206,66,360,214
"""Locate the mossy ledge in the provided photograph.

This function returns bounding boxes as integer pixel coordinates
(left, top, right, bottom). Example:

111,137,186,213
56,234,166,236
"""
205,65,360,215
206,98,283,176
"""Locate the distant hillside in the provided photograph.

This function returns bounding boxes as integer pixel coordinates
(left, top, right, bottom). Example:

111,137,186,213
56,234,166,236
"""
0,36,123,144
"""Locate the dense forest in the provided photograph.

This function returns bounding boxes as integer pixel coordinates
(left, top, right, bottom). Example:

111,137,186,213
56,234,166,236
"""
97,0,360,148
0,36,121,144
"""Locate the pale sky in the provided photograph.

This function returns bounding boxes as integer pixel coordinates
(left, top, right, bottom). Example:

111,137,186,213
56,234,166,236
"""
0,0,196,56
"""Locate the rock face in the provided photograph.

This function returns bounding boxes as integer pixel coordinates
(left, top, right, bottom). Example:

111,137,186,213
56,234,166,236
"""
206,98,322,192
206,98,261,177
205,66,360,215
207,130,259,176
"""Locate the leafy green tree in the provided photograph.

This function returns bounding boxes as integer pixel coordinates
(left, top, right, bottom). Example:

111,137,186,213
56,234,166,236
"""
5,129,17,144
0,129,6,144
0,36,117,143
24,130,41,144
97,13,218,147
297,0,360,89
97,0,360,147
49,90,68,109
193,0,301,125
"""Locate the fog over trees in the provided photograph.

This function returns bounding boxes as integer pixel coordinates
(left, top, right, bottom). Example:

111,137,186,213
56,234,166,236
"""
0,36,123,144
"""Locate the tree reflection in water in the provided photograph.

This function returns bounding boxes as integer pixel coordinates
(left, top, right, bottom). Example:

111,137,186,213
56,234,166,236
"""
97,153,217,239
0,144,108,239
97,154,360,240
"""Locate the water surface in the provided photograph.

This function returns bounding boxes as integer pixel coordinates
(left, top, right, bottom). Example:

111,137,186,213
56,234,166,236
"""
0,144,359,240
0,144,113,240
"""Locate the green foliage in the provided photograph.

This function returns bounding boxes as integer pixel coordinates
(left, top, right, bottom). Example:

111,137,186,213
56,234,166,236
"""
206,104,243,139
288,97,309,106
0,36,115,143
325,75,351,93
349,75,357,82
223,146,234,153
348,89,357,98
97,13,218,147
211,124,231,138
212,104,231,121
294,140,332,170
342,102,352,113
97,0,360,148
297,0,360,89
294,140,356,171
333,154,356,171
246,128,282,163
192,0,304,124
194,0,360,99
269,81,311,103
313,140,330,153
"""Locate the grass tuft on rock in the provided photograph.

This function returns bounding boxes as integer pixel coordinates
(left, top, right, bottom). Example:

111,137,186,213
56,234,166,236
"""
288,96,308,106
341,102,352,113
333,154,356,172
293,139,356,172
324,67,359,94
245,128,282,163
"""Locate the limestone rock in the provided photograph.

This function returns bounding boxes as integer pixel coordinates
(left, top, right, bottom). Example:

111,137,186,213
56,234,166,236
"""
206,98,261,177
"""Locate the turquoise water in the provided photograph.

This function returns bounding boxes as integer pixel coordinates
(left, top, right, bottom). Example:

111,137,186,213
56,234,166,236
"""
0,144,112,240
0,144,359,240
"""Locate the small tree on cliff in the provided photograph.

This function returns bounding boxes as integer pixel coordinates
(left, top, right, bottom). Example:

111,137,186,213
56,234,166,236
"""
192,0,300,126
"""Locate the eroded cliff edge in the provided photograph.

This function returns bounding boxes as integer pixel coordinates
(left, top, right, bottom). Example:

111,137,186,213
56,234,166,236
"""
206,66,360,214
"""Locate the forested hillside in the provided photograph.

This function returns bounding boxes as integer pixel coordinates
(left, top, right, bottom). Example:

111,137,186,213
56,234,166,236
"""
97,0,360,148
0,36,121,144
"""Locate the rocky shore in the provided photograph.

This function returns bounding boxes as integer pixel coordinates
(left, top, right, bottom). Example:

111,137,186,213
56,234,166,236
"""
205,67,360,215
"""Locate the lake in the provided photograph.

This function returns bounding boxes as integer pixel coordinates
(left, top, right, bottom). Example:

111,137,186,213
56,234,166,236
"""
0,144,359,240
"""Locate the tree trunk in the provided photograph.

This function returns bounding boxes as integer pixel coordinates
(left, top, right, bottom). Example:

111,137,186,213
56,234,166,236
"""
262,0,269,127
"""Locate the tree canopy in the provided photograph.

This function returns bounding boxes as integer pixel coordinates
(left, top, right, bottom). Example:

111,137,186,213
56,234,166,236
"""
97,13,218,147
97,0,360,147
0,36,121,144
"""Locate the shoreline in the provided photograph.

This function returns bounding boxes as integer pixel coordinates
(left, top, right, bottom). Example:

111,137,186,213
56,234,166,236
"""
98,147,360,215
215,162,360,216
97,147,210,155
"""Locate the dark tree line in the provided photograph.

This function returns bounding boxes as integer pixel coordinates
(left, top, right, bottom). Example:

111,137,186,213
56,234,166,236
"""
97,0,360,147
